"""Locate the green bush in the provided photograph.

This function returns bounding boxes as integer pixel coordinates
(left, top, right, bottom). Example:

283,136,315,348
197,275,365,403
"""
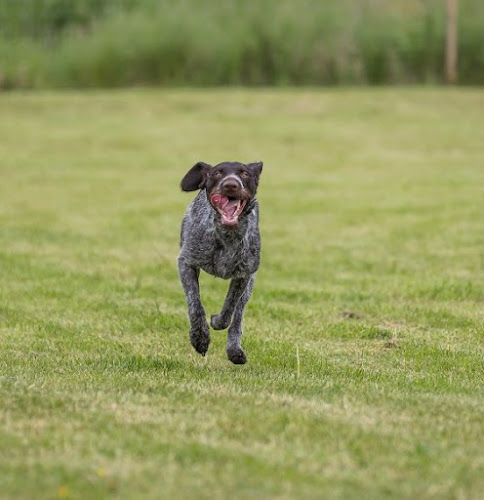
0,0,483,88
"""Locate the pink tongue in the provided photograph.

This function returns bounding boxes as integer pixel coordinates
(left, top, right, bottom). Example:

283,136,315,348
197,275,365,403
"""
224,200,239,217
212,195,238,215
211,195,240,219
211,194,227,206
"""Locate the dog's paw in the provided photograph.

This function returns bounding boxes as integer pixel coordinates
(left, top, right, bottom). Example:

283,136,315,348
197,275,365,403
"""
210,314,231,330
227,346,247,365
190,325,210,356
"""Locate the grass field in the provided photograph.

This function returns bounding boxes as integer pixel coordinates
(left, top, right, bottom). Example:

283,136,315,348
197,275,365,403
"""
1,88,483,499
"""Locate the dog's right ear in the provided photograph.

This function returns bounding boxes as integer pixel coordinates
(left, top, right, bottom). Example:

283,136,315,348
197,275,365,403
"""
180,162,212,191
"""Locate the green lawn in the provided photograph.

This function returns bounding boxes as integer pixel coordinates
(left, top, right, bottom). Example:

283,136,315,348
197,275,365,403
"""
0,88,483,499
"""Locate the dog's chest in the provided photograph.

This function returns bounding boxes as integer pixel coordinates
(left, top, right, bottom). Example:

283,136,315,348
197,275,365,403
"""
201,236,259,279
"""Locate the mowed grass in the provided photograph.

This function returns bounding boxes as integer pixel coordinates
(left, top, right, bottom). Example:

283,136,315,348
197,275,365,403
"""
0,88,483,499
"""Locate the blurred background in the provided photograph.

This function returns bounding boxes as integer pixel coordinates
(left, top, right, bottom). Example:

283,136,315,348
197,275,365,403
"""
0,0,483,90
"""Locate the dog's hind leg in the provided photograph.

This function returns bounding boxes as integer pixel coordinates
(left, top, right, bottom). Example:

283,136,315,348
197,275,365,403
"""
178,258,210,356
225,275,255,364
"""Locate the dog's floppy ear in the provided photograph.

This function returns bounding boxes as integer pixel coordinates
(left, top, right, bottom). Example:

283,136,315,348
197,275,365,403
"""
180,162,212,191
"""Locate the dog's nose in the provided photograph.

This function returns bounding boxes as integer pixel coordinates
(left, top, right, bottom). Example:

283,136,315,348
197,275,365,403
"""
222,178,239,192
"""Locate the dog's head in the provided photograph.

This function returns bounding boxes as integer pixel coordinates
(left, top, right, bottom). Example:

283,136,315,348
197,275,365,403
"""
181,161,263,226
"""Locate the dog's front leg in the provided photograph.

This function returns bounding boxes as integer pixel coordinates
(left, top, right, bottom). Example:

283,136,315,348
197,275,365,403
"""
210,276,252,331
178,258,210,356
212,275,255,364
227,275,255,364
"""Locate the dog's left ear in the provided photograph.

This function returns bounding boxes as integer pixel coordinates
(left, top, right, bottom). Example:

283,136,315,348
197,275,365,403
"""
247,161,263,182
247,161,263,177
180,162,212,191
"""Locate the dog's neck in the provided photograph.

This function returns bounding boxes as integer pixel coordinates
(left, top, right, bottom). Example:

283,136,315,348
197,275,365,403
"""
213,214,250,242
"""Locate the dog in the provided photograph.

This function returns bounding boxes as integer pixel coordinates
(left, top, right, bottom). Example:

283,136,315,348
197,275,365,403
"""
178,160,263,364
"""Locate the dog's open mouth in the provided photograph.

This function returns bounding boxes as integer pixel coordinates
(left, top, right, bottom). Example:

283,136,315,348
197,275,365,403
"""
210,194,247,226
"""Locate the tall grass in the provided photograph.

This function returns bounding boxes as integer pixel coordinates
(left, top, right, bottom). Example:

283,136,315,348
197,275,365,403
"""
0,0,483,88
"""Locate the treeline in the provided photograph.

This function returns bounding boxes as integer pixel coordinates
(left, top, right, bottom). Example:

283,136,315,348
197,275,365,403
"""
0,0,483,89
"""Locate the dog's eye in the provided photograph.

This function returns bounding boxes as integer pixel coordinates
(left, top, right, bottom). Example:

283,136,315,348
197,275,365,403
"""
239,170,249,178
